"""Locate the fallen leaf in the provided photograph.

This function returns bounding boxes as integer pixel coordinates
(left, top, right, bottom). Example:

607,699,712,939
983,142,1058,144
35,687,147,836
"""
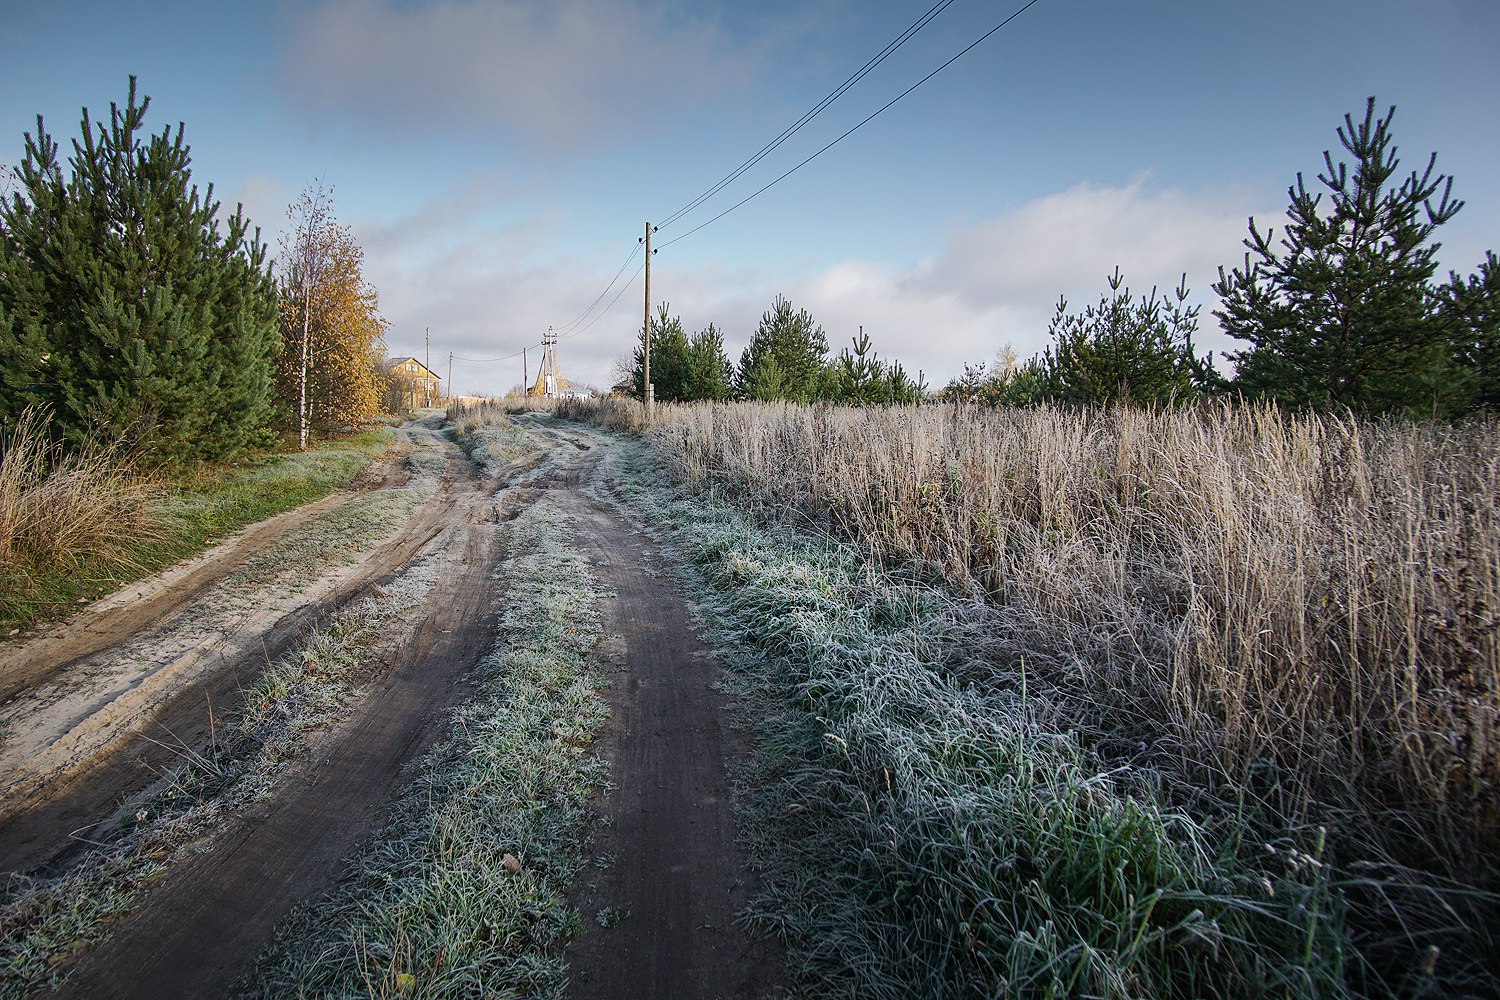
502,853,522,873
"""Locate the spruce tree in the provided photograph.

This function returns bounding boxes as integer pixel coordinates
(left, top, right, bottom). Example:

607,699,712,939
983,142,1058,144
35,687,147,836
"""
0,78,279,460
1214,98,1463,415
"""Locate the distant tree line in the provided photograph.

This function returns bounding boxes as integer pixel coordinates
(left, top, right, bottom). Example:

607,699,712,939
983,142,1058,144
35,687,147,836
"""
944,99,1498,418
626,295,925,406
0,79,395,466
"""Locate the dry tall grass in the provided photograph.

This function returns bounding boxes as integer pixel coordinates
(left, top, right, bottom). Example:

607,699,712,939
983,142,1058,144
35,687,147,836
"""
0,408,165,599
571,398,1499,887
447,395,554,437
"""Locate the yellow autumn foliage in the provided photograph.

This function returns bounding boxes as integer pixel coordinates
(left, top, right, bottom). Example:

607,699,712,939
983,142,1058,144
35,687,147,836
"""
277,207,388,433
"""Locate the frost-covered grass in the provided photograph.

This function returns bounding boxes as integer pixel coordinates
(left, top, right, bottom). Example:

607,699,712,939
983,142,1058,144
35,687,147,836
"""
447,417,535,477
225,437,442,594
559,397,1500,995
0,549,440,996
243,495,610,999
576,434,1477,999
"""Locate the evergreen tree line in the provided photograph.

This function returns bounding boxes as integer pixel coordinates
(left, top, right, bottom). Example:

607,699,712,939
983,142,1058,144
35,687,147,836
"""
944,99,1498,417
0,80,391,466
628,295,926,406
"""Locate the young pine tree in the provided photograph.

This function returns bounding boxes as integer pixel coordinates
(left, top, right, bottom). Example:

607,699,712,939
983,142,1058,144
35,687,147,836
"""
0,78,280,461
1440,251,1500,411
1214,98,1465,416
1039,268,1216,406
630,303,691,402
736,295,828,402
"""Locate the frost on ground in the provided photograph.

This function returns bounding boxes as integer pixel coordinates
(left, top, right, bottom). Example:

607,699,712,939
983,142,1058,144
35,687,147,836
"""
246,493,611,1000
0,436,454,997
451,418,534,477
587,435,1350,1000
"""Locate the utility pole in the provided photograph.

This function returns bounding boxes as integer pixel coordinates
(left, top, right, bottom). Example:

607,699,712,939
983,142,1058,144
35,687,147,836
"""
424,327,432,407
643,221,654,419
523,347,529,395
448,351,453,403
542,326,560,398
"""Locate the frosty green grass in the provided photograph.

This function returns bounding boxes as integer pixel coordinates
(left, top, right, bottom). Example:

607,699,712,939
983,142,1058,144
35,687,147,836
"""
244,494,610,999
591,435,1350,1000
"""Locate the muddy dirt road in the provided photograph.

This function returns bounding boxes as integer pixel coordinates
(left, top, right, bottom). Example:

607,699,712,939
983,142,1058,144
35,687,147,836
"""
0,414,781,998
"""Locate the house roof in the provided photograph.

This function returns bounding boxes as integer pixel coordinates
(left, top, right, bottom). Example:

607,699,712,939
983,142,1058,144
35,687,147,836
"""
385,357,441,380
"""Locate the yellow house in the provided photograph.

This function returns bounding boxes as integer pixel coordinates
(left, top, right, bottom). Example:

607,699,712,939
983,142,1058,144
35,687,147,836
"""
386,357,442,409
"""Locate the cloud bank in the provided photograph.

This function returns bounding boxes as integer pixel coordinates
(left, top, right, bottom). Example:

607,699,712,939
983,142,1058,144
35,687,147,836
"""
364,176,1270,396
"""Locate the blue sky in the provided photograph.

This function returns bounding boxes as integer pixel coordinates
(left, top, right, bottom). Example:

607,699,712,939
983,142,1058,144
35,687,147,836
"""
3,0,1497,395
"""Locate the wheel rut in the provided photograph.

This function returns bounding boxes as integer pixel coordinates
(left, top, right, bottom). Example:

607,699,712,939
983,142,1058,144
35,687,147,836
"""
559,451,784,999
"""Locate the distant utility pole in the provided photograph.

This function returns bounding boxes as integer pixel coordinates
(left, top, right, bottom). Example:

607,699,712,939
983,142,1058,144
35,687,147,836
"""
424,327,432,407
523,347,529,394
643,221,654,419
541,325,560,397
448,351,453,402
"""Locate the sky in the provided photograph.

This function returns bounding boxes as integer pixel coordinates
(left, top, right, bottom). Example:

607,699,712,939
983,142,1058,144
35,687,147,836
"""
2,0,1498,396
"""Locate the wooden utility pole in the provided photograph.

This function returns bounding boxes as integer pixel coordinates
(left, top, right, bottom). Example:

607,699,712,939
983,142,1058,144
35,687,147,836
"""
448,351,453,402
541,326,558,397
424,327,432,407
523,347,529,394
643,221,653,419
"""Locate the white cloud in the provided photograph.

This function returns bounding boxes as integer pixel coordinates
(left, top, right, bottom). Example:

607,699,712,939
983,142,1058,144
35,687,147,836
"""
280,0,754,149
776,177,1270,385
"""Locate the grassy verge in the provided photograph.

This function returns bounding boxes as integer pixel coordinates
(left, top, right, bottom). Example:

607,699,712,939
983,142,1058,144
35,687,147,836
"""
574,426,1483,998
243,494,610,999
0,413,397,633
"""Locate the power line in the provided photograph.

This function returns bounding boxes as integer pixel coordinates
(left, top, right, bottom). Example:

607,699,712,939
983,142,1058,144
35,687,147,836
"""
658,0,1044,250
656,0,961,232
559,259,647,340
553,242,643,335
453,346,539,364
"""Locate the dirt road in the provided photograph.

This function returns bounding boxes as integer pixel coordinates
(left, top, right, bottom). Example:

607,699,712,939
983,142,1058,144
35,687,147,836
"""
0,414,781,998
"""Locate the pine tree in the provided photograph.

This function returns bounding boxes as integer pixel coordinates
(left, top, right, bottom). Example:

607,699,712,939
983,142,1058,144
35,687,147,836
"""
682,323,733,402
628,305,733,403
1040,268,1216,406
1214,98,1463,415
0,78,279,461
630,303,690,402
820,328,925,405
736,295,828,402
1441,252,1500,411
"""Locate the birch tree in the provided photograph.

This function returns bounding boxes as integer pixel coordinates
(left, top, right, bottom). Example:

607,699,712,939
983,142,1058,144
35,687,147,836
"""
277,185,387,442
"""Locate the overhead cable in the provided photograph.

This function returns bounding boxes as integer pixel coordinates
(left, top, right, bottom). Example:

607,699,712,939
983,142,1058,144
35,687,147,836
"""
452,346,539,364
559,259,648,340
553,242,643,335
658,0,1044,250
656,0,961,232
